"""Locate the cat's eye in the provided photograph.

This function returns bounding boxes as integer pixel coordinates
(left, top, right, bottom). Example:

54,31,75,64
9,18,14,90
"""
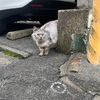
41,34,44,36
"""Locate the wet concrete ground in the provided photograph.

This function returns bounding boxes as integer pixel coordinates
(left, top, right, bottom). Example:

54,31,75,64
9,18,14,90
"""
0,35,92,100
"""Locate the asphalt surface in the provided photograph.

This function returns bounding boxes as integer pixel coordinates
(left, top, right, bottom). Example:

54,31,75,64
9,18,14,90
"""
0,34,93,100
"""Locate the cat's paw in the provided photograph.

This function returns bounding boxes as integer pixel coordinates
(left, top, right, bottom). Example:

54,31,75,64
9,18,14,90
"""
39,52,44,56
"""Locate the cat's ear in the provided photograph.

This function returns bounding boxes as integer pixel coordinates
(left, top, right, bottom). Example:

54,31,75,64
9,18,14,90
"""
33,26,38,32
42,27,47,33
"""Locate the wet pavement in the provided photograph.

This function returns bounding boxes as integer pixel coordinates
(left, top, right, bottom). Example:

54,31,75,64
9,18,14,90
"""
0,35,96,100
60,53,100,100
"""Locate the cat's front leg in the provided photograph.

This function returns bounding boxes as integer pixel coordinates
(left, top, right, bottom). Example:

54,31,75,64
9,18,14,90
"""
39,47,44,56
44,47,50,55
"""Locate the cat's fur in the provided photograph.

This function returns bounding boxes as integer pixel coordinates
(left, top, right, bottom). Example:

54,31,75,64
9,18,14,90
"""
31,20,58,56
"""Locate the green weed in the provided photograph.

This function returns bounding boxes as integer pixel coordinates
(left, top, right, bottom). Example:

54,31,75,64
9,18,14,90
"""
3,50,23,59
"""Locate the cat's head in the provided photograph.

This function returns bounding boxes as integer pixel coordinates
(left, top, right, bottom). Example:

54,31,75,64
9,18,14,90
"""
32,26,48,43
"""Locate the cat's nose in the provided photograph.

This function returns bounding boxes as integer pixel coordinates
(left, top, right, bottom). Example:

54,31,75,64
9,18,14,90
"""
40,37,42,39
39,37,42,40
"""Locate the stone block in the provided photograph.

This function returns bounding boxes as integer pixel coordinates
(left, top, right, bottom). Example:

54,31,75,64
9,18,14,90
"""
6,28,33,40
57,9,89,54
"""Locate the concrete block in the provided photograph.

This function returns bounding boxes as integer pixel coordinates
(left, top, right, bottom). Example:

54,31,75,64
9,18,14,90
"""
57,9,89,54
6,28,33,40
77,0,93,8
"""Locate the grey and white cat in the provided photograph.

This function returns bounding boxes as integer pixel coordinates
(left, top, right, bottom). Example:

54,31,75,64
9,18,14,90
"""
31,20,58,56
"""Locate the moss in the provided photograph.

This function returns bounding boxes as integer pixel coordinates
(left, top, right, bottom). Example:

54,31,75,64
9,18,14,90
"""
71,34,86,53
3,50,23,59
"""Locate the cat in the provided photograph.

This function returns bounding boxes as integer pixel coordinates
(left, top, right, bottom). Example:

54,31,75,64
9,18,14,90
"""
31,20,58,56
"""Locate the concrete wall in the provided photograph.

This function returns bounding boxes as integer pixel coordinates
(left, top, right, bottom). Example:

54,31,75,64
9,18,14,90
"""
77,0,93,8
